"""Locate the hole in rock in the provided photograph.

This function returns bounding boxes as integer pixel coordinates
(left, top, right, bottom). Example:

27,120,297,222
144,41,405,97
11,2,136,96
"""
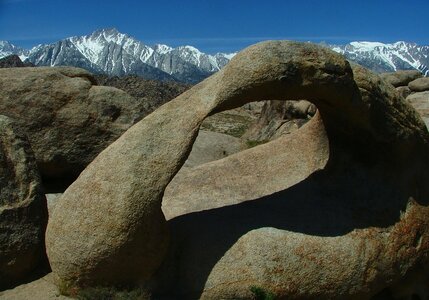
185,99,317,168
163,95,414,235
157,92,421,298
163,99,319,219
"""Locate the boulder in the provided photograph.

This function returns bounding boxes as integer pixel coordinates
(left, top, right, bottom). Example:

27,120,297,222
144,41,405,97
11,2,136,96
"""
243,100,316,141
406,91,429,129
0,67,148,191
409,77,429,92
46,41,429,299
380,70,422,87
0,115,48,289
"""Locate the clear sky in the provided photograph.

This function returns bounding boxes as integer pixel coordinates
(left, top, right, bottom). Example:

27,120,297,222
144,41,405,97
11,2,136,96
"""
0,0,428,54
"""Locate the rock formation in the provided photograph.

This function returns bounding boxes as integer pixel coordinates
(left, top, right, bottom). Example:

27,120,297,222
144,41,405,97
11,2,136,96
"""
0,67,150,191
163,113,328,220
0,116,48,289
380,69,429,131
94,74,190,114
243,99,316,142
46,41,429,299
379,70,422,87
0,55,34,68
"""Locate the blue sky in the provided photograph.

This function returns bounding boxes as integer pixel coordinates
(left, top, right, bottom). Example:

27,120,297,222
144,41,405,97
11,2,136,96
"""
0,0,428,54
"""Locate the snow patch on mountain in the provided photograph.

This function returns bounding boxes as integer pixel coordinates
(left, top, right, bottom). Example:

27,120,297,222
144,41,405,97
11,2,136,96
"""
331,41,429,76
1,29,428,82
154,44,173,55
221,53,236,60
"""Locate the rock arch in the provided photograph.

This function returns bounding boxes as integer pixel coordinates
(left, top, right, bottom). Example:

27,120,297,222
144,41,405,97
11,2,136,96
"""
46,41,429,297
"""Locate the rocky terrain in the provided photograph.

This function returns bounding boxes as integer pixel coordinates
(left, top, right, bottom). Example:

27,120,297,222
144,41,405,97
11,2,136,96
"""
380,70,429,129
1,41,429,299
94,74,189,113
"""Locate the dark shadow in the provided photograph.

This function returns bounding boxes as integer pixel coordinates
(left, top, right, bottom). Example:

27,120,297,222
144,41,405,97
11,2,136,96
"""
0,258,51,292
153,158,421,298
41,173,78,193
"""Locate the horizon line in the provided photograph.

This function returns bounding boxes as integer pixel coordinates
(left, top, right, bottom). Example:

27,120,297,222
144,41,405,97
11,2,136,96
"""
1,31,427,54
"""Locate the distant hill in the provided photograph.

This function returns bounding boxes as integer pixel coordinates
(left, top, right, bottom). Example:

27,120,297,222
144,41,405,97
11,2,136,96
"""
0,54,34,68
94,74,190,113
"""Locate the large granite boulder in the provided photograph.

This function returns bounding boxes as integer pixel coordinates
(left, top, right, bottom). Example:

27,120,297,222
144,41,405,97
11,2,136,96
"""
380,70,422,87
0,67,147,190
0,116,48,289
409,77,429,92
46,41,429,299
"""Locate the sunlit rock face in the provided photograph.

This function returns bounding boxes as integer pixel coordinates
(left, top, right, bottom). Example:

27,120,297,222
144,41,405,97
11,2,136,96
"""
46,41,429,299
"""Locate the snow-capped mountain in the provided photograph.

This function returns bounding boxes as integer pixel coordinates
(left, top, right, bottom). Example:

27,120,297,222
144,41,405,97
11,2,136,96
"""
330,41,429,76
4,28,234,83
0,41,29,62
1,28,428,83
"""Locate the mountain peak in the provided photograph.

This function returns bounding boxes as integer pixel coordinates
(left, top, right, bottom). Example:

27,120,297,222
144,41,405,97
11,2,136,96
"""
153,44,173,54
1,31,428,82
93,27,121,36
349,41,386,50
179,45,201,53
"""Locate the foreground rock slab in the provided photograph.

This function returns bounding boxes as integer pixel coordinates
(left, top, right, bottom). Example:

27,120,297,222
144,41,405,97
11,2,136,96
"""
0,116,48,289
163,113,328,220
183,129,243,168
46,41,429,299
0,274,70,300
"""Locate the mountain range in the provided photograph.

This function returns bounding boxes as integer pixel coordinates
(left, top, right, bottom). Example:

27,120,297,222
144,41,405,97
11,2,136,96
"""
1,28,428,83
